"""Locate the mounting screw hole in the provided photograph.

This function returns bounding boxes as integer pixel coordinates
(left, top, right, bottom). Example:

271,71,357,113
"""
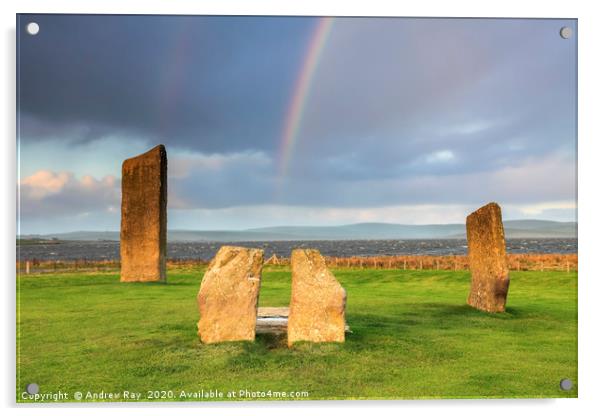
559,378,573,391
26,383,39,394
26,22,40,36
559,26,572,39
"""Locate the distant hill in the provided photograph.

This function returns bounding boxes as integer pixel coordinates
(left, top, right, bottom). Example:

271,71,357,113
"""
19,220,576,242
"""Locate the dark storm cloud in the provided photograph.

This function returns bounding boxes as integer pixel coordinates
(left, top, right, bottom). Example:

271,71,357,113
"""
17,15,577,232
167,151,274,209
18,14,313,152
288,18,576,181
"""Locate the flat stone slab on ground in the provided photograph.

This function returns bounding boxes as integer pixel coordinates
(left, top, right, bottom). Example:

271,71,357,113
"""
256,307,350,335
256,307,288,334
258,307,289,317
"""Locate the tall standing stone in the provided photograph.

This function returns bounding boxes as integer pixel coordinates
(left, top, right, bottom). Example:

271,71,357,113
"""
120,145,167,282
466,202,510,312
288,249,346,347
197,246,264,343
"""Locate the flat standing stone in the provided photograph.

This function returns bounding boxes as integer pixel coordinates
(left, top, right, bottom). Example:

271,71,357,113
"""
466,202,510,312
288,249,346,347
197,246,263,343
120,145,167,282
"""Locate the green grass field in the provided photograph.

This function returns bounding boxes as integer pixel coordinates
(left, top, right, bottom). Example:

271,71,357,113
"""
17,266,577,402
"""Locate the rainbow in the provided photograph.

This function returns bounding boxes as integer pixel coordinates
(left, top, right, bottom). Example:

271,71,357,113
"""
277,17,335,179
158,20,195,138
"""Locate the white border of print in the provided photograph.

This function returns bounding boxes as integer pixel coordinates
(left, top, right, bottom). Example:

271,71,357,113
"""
2,1,600,416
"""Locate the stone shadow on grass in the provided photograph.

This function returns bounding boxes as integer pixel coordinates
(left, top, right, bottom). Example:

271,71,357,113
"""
194,302,524,354
254,333,288,350
346,302,521,337
405,302,518,320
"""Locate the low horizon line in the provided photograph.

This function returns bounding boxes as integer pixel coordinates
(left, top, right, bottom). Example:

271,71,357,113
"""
17,218,578,236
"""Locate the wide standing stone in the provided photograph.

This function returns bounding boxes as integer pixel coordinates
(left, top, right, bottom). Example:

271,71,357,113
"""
120,145,167,282
466,202,510,312
288,249,346,347
197,246,264,343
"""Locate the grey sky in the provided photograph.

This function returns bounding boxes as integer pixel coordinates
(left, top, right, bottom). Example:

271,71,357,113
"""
17,15,577,234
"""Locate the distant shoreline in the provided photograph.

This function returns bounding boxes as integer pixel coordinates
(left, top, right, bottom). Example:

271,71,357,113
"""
16,236,578,244
17,220,578,242
16,237,577,263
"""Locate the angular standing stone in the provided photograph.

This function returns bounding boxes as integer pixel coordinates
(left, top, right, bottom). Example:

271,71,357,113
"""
120,145,167,282
197,246,263,343
288,249,346,347
466,202,510,312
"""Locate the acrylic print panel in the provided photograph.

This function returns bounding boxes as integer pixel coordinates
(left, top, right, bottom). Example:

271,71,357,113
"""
16,14,577,402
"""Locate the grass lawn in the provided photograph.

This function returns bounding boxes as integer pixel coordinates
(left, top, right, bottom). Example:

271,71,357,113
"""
17,266,577,402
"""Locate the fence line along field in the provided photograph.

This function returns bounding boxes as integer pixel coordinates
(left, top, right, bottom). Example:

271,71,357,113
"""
16,253,578,274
